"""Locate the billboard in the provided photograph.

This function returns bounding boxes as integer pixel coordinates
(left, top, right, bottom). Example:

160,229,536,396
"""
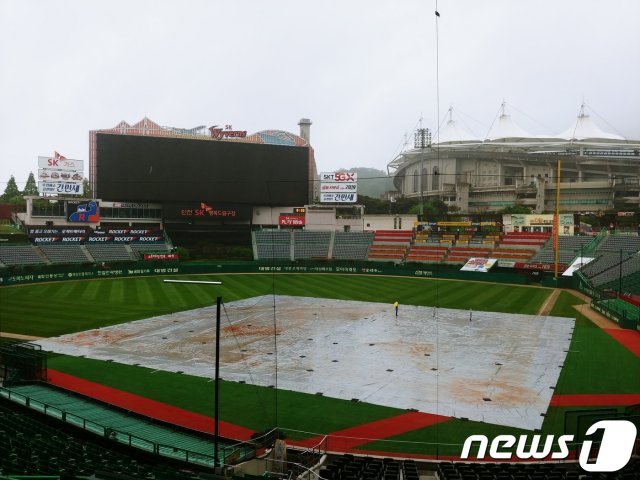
320,171,358,203
38,155,84,171
460,257,498,273
320,192,357,203
95,134,310,205
67,200,100,223
38,153,84,196
279,215,305,226
39,182,82,195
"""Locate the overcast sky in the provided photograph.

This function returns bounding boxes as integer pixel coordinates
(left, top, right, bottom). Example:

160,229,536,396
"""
1,0,639,189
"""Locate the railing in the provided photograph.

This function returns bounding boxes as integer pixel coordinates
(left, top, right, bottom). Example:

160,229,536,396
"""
0,385,255,468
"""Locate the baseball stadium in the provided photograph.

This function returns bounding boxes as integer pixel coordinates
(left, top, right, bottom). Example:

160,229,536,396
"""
0,116,638,480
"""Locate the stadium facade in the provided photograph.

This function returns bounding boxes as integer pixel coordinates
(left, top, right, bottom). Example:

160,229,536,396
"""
388,104,640,214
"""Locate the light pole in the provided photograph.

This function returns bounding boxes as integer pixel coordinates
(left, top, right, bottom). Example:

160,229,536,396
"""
164,279,223,468
414,127,432,221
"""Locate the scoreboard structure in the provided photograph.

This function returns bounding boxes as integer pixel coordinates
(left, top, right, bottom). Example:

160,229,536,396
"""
90,118,316,217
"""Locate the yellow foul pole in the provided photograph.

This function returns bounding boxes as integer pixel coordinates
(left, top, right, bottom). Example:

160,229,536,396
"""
554,160,561,280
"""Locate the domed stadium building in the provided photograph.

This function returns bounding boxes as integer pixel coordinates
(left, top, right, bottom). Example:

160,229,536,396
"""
388,104,640,214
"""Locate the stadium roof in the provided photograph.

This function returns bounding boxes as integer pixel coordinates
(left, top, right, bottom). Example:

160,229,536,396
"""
556,104,626,141
485,103,535,142
92,118,309,147
435,108,480,144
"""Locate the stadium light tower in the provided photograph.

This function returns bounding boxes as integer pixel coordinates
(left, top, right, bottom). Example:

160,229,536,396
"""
163,279,223,468
414,127,432,219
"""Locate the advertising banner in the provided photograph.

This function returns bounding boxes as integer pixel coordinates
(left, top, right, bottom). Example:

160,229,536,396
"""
143,253,179,260
320,171,358,203
514,262,568,272
320,183,358,192
320,192,357,203
278,215,305,226
38,156,84,171
39,182,82,195
460,257,497,273
67,200,100,223
320,172,357,183
38,169,83,183
165,202,252,220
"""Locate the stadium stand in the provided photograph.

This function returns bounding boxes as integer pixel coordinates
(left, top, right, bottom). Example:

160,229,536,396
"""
0,245,47,266
596,234,640,253
293,231,332,259
254,231,291,260
319,455,412,480
367,230,413,262
85,244,137,263
592,256,640,289
491,247,537,261
129,243,172,259
530,236,592,264
405,245,448,263
39,244,93,264
500,232,550,248
444,247,492,264
436,459,640,479
0,401,207,478
332,232,373,260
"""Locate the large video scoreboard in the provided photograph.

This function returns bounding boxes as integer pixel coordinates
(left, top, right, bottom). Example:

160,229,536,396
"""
94,134,311,206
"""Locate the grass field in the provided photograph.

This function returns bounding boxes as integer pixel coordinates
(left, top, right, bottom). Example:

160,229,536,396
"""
1,273,639,457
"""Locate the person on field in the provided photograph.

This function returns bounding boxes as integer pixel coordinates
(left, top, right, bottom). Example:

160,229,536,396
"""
394,301,399,317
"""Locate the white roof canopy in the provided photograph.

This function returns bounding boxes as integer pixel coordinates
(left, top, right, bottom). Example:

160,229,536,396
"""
557,104,626,141
435,107,480,144
485,102,534,141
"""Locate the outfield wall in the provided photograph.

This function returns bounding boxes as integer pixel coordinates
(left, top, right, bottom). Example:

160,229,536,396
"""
0,260,538,287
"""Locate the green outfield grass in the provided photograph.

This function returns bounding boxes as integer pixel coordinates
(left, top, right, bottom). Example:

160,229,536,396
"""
0,274,549,336
3,274,639,458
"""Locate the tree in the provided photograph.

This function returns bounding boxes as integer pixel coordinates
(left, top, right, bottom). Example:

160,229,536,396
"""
23,172,39,196
82,178,93,198
499,205,532,215
2,175,20,202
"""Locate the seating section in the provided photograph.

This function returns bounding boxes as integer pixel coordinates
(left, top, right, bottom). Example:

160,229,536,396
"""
39,244,91,264
255,231,291,259
367,230,413,262
444,247,492,264
254,231,375,261
530,236,592,264
596,234,640,253
437,459,639,480
129,243,172,258
0,245,47,266
0,401,204,478
333,232,373,260
293,231,332,259
85,244,137,262
500,232,551,248
491,247,537,261
580,253,623,279
593,256,640,289
319,454,417,480
406,245,448,263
